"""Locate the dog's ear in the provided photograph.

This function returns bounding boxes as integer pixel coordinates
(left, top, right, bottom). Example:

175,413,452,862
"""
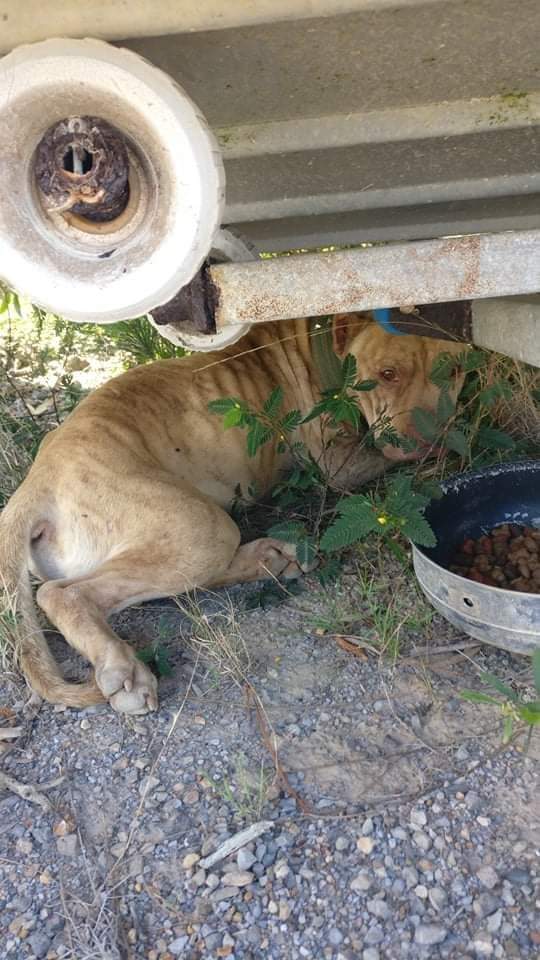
332,312,369,356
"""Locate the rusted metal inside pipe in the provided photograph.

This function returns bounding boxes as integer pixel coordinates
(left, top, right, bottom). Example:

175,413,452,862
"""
34,116,129,222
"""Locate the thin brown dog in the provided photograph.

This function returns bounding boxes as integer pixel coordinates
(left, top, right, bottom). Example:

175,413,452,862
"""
0,314,465,714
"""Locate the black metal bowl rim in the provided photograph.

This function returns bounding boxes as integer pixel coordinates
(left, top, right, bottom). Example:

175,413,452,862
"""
411,458,540,601
435,458,539,495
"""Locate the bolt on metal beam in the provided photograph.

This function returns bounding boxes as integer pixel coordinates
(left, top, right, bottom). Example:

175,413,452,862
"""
210,230,540,329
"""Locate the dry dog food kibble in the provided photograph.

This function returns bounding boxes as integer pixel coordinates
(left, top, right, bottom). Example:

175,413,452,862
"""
450,523,540,593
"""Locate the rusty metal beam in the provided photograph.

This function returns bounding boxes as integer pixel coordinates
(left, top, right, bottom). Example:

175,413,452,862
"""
210,230,540,329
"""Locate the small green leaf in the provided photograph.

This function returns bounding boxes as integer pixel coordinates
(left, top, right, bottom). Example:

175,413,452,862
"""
136,647,155,664
476,426,516,451
246,421,273,457
320,498,380,553
155,646,173,677
401,514,437,548
263,385,284,417
341,354,358,388
411,407,440,443
302,399,328,424
436,388,455,424
267,521,306,543
208,397,240,415
446,427,469,457
502,715,514,743
280,409,302,432
460,690,500,705
482,672,519,702
517,702,540,725
462,349,487,372
222,406,245,429
477,381,512,407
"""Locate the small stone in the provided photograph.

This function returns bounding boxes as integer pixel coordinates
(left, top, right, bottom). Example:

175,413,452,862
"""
274,859,290,879
477,816,490,827
473,937,493,956
328,929,343,945
183,787,199,804
335,835,349,851
414,924,448,946
26,932,51,958
16,838,33,854
278,900,291,921
362,817,374,835
237,849,256,871
415,884,428,899
413,831,432,852
403,866,419,889
222,870,253,887
267,900,278,914
363,951,380,960
139,776,159,797
357,837,375,854
56,834,78,857
487,910,502,933
410,808,427,827
351,872,372,893
473,893,500,918
477,866,499,890
192,869,206,886
504,868,530,886
428,886,447,911
169,936,189,956
182,853,200,870
367,898,390,920
210,886,238,903
365,925,384,945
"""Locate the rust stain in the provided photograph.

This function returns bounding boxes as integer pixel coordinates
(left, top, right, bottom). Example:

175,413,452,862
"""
34,116,129,223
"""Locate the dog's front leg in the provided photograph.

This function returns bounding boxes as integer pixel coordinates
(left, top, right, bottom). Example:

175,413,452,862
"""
306,429,388,492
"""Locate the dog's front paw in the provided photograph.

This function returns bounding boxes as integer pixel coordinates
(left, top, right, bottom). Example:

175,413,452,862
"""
96,647,159,715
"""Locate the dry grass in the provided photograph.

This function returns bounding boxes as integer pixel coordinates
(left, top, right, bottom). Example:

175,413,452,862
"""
0,414,35,507
0,577,21,674
486,353,540,443
177,592,251,687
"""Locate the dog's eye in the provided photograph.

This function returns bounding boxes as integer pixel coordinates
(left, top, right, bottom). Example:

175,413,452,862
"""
380,368,398,382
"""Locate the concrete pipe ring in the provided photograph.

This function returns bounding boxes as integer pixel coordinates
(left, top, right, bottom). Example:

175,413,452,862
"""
149,229,257,352
0,38,225,323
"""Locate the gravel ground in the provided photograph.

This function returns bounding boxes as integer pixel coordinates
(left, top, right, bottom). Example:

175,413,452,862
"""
0,562,538,960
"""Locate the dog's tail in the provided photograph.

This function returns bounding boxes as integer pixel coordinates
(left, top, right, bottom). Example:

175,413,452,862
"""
0,491,104,707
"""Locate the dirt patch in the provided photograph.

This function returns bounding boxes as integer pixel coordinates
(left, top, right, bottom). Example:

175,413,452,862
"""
0,564,538,960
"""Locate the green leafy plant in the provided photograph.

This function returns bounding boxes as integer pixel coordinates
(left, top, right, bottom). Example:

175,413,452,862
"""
460,650,540,747
320,472,437,555
136,614,176,677
208,385,303,458
302,354,378,429
100,316,187,365
413,348,529,467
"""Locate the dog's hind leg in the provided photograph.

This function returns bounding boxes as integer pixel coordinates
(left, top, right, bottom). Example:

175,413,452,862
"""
35,494,243,714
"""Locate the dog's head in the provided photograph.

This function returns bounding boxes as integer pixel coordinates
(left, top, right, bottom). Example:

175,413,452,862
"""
332,312,467,462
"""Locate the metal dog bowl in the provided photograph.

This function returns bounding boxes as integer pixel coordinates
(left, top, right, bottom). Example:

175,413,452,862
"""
412,460,540,655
